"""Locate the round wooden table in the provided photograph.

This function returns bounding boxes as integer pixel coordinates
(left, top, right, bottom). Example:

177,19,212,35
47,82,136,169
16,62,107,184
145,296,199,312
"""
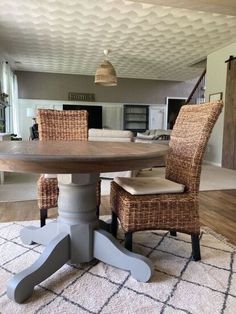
0,140,169,303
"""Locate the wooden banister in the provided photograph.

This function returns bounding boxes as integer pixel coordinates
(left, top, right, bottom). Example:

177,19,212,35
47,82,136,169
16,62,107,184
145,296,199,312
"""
185,68,206,104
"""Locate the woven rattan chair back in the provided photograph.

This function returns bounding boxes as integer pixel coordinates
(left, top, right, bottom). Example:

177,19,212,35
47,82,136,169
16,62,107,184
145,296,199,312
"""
37,109,94,227
37,109,88,141
165,102,223,193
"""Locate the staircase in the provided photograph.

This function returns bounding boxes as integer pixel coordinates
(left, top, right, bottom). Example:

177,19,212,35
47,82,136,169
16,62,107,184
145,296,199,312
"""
185,69,206,104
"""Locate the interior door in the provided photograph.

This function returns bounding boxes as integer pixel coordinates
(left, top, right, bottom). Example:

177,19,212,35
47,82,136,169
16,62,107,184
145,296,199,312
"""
222,57,236,169
149,106,165,130
166,97,186,129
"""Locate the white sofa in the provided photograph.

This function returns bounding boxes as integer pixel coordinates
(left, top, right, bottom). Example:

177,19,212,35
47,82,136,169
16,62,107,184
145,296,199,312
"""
134,129,170,167
88,128,137,178
135,129,171,145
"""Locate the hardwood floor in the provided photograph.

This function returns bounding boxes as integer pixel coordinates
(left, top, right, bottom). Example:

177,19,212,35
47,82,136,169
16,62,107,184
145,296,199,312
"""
0,190,236,245
199,190,236,245
0,197,111,223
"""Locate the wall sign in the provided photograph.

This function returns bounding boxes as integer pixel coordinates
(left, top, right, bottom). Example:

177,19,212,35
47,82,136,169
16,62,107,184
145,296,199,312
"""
68,92,95,102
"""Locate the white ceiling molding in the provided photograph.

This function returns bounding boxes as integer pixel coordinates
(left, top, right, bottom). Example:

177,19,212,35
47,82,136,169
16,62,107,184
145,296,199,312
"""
0,0,236,81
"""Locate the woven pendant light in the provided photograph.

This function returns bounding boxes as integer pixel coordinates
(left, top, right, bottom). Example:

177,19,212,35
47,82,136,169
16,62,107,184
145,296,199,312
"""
95,49,117,86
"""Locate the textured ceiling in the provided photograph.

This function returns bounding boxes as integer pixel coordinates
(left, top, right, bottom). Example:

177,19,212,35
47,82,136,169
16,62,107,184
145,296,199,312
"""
0,0,236,81
131,0,236,16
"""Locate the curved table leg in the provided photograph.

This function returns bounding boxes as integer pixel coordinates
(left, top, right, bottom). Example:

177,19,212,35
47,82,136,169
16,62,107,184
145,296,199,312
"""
93,229,153,282
6,172,154,304
7,232,70,304
20,221,58,245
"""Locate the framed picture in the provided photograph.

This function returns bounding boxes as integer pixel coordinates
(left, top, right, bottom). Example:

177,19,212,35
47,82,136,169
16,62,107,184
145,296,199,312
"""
209,92,223,102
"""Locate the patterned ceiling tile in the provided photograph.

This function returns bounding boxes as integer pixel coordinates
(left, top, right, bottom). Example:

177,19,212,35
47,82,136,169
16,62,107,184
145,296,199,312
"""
0,0,236,81
131,0,236,16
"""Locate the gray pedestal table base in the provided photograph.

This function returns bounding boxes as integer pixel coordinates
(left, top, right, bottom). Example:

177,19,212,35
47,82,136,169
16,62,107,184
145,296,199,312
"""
7,173,153,303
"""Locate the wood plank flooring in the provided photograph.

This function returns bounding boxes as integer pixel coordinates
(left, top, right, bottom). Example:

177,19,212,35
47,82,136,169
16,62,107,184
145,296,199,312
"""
0,190,236,245
199,190,236,245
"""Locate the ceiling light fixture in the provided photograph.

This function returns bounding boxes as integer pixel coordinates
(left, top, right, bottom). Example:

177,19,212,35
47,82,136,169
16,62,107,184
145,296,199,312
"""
95,49,117,86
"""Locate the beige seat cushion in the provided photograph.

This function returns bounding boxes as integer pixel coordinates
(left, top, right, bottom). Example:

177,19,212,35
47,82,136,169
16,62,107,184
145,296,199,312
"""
89,128,133,139
114,177,185,195
43,174,57,179
89,136,132,142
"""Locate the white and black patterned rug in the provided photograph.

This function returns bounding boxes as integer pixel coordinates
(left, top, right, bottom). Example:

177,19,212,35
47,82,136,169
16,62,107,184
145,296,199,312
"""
0,219,236,314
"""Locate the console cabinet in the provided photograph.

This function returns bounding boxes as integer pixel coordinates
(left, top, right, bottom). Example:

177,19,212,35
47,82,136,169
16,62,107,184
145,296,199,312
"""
123,104,149,134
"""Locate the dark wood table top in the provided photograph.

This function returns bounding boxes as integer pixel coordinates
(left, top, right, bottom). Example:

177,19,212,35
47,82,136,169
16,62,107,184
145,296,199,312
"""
0,140,169,174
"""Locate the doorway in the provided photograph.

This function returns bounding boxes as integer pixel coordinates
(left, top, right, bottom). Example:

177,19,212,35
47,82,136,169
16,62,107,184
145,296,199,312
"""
222,57,236,169
166,97,187,129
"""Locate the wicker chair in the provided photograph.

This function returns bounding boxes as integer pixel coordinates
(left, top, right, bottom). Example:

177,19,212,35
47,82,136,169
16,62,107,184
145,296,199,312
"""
37,109,101,227
110,102,223,261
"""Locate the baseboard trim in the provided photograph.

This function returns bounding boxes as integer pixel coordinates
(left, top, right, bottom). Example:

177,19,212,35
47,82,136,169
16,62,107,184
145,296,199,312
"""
203,160,222,167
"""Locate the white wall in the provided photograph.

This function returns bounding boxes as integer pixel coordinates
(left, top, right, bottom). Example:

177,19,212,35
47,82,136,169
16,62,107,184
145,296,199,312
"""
205,42,236,166
18,99,126,140
18,99,169,140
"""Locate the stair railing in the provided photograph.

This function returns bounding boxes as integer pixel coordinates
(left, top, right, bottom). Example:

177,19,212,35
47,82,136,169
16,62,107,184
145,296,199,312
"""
185,68,206,104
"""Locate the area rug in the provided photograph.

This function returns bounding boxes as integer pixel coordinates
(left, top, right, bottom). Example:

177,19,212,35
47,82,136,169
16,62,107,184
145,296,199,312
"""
0,219,236,313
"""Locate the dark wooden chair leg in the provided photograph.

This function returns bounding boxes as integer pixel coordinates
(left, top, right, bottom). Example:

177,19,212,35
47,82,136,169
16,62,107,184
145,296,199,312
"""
191,234,201,261
111,211,118,238
124,232,133,251
170,231,177,236
40,209,48,227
